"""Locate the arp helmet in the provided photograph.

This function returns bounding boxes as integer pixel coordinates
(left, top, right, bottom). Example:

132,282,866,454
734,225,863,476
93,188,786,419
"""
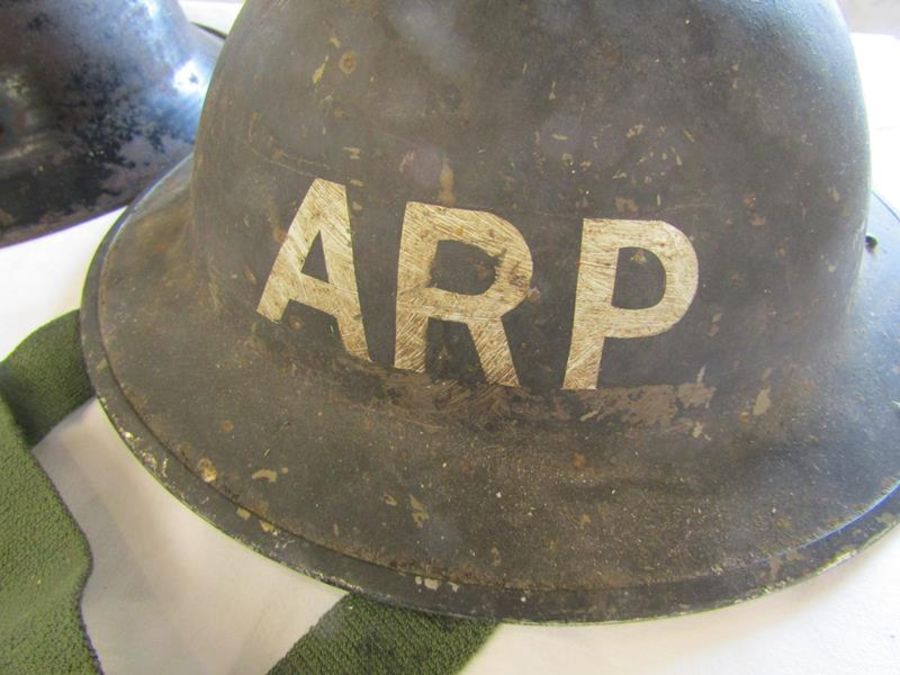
0,0,220,246
82,0,899,621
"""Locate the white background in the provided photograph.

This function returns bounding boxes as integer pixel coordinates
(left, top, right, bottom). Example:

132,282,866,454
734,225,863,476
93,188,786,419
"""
1,3,898,673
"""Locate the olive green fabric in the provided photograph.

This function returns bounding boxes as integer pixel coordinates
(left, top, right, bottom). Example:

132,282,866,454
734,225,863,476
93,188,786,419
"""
0,311,496,673
0,312,93,446
269,595,497,675
0,312,99,673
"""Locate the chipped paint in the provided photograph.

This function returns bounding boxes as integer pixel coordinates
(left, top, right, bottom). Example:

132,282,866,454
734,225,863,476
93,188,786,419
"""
578,381,715,428
252,468,278,483
237,507,251,520
437,160,455,205
311,56,329,84
141,452,158,471
197,457,217,483
409,494,429,527
753,386,772,417
339,51,357,75
707,312,722,337
615,197,638,214
631,250,648,265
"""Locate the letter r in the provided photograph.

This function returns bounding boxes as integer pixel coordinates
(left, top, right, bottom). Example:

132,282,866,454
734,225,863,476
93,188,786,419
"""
394,202,533,387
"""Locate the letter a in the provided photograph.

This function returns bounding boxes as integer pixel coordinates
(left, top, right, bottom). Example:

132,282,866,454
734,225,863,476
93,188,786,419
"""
395,202,533,387
257,178,369,361
564,219,699,390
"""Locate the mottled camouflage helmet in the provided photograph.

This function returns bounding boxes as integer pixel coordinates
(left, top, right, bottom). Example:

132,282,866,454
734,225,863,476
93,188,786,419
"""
83,0,899,621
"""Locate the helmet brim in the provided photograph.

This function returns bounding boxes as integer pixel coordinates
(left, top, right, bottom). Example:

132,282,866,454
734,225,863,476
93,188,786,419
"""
81,157,900,622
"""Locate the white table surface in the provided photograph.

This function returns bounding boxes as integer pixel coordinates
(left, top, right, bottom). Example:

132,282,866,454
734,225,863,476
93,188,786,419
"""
1,4,898,674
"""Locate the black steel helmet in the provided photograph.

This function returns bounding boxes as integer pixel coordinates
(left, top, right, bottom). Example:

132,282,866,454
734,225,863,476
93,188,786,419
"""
82,0,899,621
0,0,220,246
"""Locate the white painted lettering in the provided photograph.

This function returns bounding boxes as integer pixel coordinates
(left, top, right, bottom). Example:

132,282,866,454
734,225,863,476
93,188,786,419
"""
563,219,699,389
394,202,533,387
257,178,370,361
257,178,700,390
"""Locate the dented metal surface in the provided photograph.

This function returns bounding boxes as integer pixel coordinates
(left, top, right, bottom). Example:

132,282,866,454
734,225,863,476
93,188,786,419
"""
0,0,221,246
81,0,899,621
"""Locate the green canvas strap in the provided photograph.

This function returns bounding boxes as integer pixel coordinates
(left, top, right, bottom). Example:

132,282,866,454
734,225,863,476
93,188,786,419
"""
271,595,496,675
0,312,497,673
0,312,98,674
0,312,93,446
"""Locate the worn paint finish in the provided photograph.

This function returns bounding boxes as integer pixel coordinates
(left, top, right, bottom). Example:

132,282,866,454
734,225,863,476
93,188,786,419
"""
564,219,698,389
395,200,533,387
81,0,899,622
260,179,699,390
0,0,220,247
257,178,370,361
